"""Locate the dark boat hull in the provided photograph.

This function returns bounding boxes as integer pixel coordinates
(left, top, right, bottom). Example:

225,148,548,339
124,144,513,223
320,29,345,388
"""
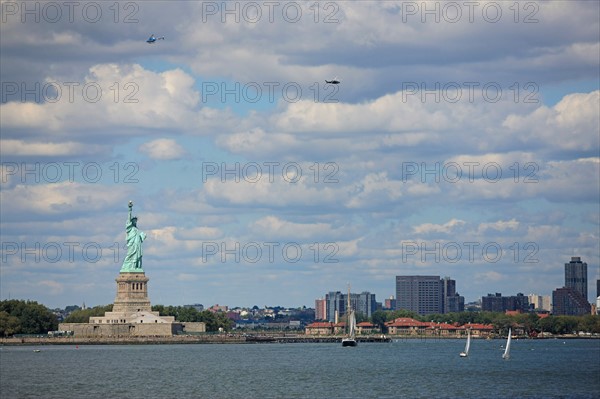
342,338,357,347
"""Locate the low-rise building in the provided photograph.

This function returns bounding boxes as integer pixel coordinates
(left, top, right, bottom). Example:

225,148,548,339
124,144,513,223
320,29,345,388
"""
356,322,379,335
305,322,334,335
461,323,494,337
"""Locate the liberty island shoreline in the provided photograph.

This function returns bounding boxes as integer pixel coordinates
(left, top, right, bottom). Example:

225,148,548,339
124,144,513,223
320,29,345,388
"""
2,334,597,346
1,334,389,345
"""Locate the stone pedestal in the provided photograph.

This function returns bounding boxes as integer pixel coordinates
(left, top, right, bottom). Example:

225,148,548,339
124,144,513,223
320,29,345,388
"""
112,272,152,313
64,267,206,335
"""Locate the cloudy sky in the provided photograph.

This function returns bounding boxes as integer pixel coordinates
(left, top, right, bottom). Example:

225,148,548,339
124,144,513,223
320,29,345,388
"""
1,1,599,310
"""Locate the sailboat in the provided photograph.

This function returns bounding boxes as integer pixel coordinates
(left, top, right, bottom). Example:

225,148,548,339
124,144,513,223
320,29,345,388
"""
459,329,471,357
341,285,357,347
502,328,512,360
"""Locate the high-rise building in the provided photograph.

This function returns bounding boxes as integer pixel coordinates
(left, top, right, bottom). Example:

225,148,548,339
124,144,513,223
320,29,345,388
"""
325,291,344,322
527,294,551,311
565,257,587,301
481,293,529,312
442,277,456,297
441,277,465,313
315,298,327,321
395,275,464,315
323,290,377,321
384,296,396,310
445,295,465,313
596,279,600,298
396,275,442,315
552,287,591,316
356,292,377,318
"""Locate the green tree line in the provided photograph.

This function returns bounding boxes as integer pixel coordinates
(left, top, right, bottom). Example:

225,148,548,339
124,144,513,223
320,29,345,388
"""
370,309,600,335
0,300,58,336
152,305,234,332
63,305,114,323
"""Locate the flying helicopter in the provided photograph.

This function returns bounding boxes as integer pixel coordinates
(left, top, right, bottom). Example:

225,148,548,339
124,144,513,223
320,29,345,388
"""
146,34,165,44
325,77,340,84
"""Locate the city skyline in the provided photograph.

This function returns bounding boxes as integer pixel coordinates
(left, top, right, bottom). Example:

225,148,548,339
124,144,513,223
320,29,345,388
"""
1,1,599,309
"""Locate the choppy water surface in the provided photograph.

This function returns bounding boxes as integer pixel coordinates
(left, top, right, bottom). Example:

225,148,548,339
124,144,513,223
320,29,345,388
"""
1,339,599,398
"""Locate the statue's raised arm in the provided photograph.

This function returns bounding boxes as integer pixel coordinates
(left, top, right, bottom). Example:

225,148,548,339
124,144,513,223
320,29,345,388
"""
120,201,146,272
127,200,133,222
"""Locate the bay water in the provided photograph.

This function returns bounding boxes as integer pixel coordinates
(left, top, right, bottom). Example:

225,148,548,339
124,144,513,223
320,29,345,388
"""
1,339,598,398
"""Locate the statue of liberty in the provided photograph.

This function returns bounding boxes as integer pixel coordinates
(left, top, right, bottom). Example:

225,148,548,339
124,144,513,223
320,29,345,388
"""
121,201,147,272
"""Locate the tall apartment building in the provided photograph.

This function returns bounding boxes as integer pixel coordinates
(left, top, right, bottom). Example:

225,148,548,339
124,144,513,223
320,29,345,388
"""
565,257,588,301
527,294,551,311
551,256,591,316
396,275,441,315
356,292,377,318
442,277,465,313
315,298,327,321
553,287,591,316
384,296,396,310
323,291,377,321
481,293,529,312
395,275,464,315
325,291,345,322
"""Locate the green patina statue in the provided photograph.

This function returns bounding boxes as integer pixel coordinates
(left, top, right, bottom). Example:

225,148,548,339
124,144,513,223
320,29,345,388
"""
120,201,147,272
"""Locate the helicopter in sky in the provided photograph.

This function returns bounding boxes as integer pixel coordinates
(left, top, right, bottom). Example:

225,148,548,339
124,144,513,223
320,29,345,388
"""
146,34,165,44
325,77,340,84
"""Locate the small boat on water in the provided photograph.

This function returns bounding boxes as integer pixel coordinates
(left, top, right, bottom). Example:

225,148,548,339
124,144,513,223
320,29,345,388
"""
33,349,41,353
459,329,471,357
502,328,512,360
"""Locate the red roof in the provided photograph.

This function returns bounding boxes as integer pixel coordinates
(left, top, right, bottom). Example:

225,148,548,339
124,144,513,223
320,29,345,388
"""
357,322,375,327
462,323,494,330
385,318,428,327
431,322,458,330
306,322,334,328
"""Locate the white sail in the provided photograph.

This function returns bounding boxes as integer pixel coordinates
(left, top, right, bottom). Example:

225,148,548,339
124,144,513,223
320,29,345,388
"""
460,329,471,357
348,310,356,338
502,328,512,359
341,284,358,346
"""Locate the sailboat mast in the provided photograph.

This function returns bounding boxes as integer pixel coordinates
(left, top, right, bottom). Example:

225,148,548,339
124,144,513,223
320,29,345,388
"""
347,284,351,312
347,284,351,335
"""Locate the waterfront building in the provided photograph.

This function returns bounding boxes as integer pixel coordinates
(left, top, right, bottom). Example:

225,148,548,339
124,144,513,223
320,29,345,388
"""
384,318,491,337
356,322,379,335
565,257,588,301
305,322,334,335
460,323,495,337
